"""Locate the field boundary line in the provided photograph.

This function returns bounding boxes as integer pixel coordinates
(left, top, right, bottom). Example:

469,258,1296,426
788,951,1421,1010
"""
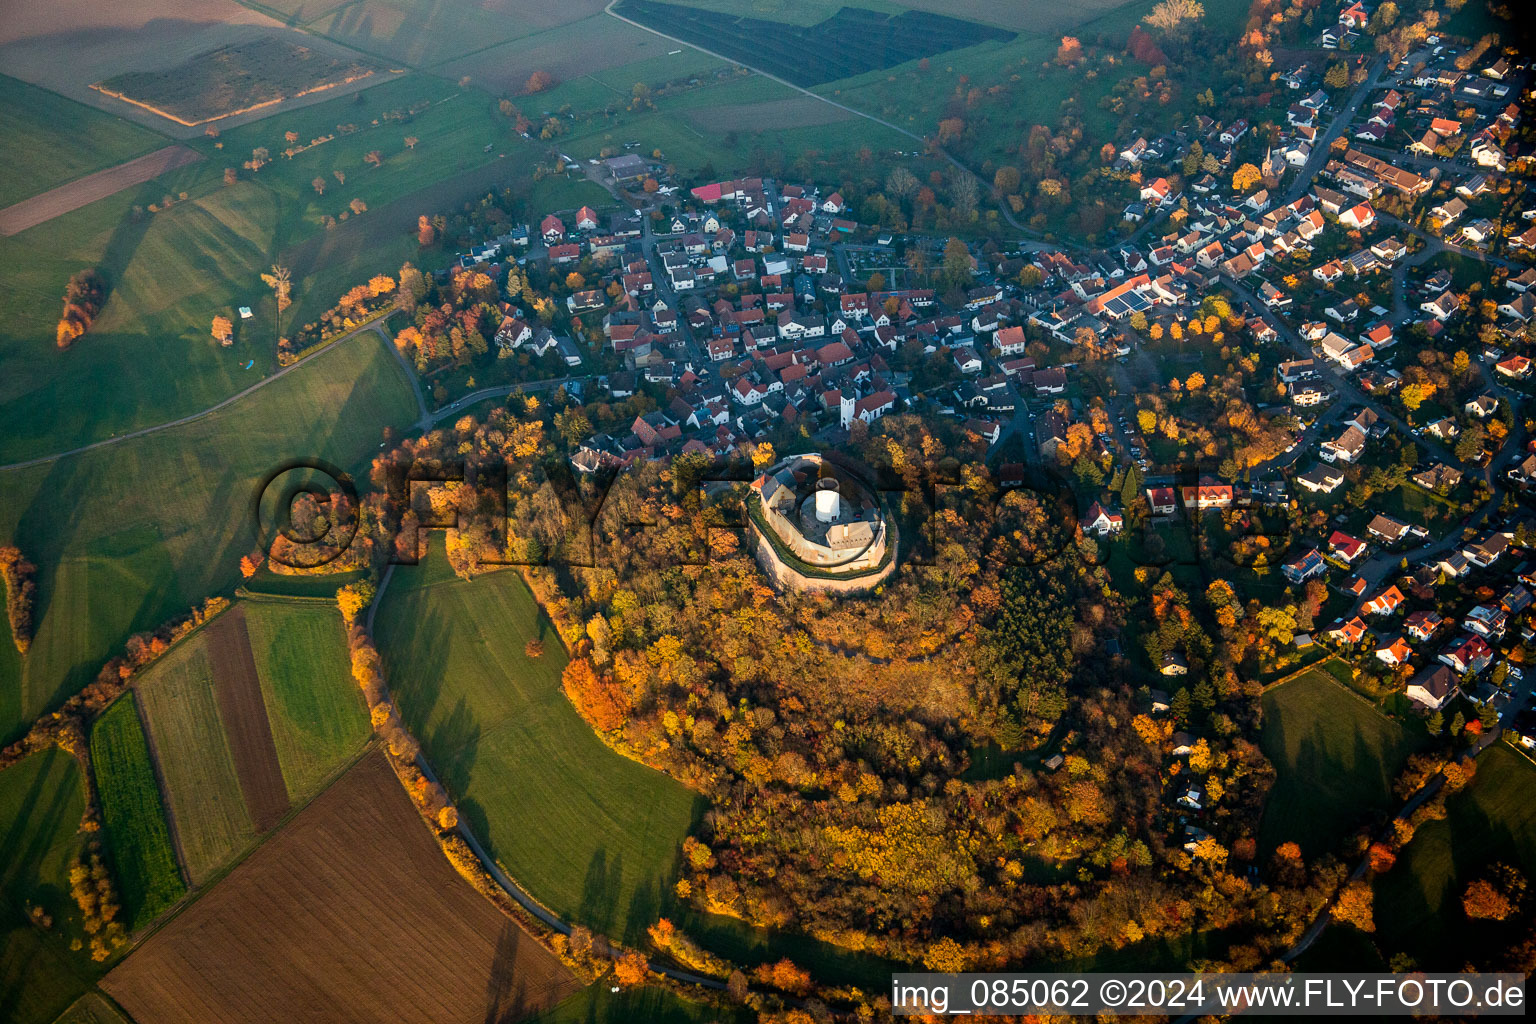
602,1,950,159
125,683,196,895
0,320,394,472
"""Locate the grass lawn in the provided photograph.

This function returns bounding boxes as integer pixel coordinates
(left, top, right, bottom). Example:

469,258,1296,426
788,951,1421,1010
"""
373,545,703,946
0,73,525,463
241,598,371,800
1258,669,1430,858
0,76,168,208
530,983,750,1024
1373,744,1536,969
51,993,132,1024
132,633,254,885
89,697,185,930
0,748,98,1024
0,331,417,745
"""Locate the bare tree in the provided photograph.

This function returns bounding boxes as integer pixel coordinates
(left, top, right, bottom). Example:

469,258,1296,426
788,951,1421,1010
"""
886,166,919,204
949,170,980,220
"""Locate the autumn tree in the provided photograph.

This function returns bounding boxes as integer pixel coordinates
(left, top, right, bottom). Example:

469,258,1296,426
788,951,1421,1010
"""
312,176,327,195
0,546,38,654
949,170,980,220
752,958,811,996
239,552,262,578
613,950,649,986
349,198,367,215
1143,0,1204,32
1056,36,1084,64
524,70,555,94
364,150,383,168
1463,864,1525,920
1232,163,1262,192
211,315,234,344
404,135,418,150
1333,881,1375,932
886,166,919,204
223,167,238,186
55,268,105,349
335,580,375,624
941,237,972,289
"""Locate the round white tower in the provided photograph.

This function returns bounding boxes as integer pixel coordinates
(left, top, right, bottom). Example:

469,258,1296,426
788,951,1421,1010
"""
814,478,841,522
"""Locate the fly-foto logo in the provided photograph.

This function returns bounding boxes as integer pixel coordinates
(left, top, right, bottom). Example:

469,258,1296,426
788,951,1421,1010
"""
252,452,1297,580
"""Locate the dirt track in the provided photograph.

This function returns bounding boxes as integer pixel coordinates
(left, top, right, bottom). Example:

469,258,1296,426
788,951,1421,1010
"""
205,608,291,832
0,145,203,236
103,751,579,1024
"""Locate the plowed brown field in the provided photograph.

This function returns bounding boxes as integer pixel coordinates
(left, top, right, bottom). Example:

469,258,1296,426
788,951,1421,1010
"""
205,607,291,831
103,751,579,1024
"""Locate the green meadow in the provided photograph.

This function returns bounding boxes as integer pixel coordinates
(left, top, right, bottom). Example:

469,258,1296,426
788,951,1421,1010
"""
0,748,97,1024
0,73,532,463
0,76,167,208
374,548,703,946
0,331,417,744
242,598,372,800
1259,670,1429,858
1374,744,1536,969
89,697,185,931
133,634,254,885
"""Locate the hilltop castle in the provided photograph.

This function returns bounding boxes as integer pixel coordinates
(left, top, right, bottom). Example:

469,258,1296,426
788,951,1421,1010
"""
748,454,892,592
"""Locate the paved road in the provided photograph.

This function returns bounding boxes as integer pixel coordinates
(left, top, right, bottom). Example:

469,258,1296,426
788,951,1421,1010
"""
0,319,398,473
1279,57,1388,208
425,374,591,426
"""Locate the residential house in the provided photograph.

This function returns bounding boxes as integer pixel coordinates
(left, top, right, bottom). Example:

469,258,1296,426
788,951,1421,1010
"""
1180,478,1235,512
1283,548,1327,584
1297,464,1345,493
1375,636,1414,666
1146,487,1177,517
1329,616,1368,644
1439,634,1494,675
1320,425,1367,463
1363,586,1405,616
1405,610,1444,642
1367,514,1411,545
1081,502,1125,537
1328,530,1367,564
1406,664,1459,710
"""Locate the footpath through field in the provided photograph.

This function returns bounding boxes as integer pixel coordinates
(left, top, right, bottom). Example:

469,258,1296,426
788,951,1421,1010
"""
0,319,398,472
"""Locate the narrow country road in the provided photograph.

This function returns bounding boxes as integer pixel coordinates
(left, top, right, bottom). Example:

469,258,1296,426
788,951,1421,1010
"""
364,563,729,993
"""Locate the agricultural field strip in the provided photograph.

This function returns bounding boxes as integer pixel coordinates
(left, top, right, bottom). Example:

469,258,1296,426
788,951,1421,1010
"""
101,752,578,1024
0,147,203,237
204,608,291,831
613,1,1014,88
133,637,256,886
